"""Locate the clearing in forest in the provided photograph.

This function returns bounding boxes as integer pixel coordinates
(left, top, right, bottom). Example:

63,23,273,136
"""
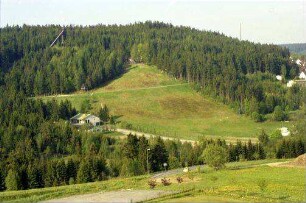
42,64,289,140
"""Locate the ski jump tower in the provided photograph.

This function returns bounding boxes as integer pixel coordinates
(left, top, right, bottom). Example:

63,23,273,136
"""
50,28,65,47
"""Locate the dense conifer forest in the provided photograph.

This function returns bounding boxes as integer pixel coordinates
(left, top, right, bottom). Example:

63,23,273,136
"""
0,22,305,191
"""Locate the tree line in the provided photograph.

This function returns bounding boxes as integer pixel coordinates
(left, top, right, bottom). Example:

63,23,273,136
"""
0,22,305,192
0,93,304,191
0,22,303,120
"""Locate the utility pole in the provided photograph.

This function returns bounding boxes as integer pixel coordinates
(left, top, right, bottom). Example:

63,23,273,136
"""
147,148,150,175
240,23,242,41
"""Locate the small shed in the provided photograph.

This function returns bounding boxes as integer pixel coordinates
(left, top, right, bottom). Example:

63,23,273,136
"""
276,75,282,81
299,72,306,80
81,84,87,91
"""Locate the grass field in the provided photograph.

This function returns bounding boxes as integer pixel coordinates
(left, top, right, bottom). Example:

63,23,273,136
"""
40,64,291,141
1,160,304,203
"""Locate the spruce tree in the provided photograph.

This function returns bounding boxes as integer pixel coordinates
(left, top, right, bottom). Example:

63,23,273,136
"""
0,169,5,191
66,159,77,182
99,105,110,123
77,159,92,183
150,137,169,172
27,164,43,189
56,160,67,185
5,169,19,191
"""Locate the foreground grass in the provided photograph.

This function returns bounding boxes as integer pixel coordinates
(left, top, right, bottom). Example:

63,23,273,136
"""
0,160,304,203
40,64,291,140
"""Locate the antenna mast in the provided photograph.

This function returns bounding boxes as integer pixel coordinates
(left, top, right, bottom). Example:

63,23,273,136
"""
240,23,242,41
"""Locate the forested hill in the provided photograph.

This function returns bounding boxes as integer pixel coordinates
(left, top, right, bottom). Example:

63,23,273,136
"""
280,43,306,55
0,22,302,117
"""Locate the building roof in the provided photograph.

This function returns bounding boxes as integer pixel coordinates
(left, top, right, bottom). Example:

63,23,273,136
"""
299,72,306,79
70,113,91,120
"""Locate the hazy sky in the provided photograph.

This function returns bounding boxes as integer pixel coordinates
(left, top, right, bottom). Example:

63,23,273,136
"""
1,0,305,44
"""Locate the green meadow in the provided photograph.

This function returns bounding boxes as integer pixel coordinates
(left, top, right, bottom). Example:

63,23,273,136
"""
40,64,291,141
1,160,304,203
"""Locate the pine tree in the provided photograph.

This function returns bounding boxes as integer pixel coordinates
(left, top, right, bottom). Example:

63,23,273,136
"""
0,169,5,191
66,159,77,182
77,159,92,183
5,169,19,191
56,160,67,185
27,164,43,189
150,137,169,172
258,130,269,145
123,134,139,159
99,105,110,123
45,161,57,187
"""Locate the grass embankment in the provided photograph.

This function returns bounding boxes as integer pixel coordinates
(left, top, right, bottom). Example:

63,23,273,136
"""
40,64,290,141
1,160,304,203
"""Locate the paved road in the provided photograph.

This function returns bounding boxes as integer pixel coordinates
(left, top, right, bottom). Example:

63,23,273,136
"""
43,190,173,203
115,128,197,145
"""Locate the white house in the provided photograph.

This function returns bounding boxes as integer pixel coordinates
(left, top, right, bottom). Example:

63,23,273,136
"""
296,59,302,66
280,127,290,137
299,72,306,80
70,113,101,126
276,75,282,81
287,80,296,87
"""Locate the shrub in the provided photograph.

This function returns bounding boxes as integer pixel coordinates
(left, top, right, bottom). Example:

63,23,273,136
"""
161,177,171,186
148,179,157,189
176,177,183,183
187,172,195,180
69,177,75,185
210,176,218,182
273,106,287,121
201,144,228,170
270,130,282,140
251,112,264,122
197,166,201,173
257,179,268,193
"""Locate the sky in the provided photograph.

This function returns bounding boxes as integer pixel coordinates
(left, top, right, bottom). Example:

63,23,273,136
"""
1,0,305,44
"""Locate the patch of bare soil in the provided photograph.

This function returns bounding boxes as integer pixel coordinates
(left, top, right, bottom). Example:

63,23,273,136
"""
267,154,306,168
284,154,306,168
43,189,173,203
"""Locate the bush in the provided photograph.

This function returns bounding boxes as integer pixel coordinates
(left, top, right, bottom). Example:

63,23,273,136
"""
69,177,75,185
270,130,282,140
273,106,287,121
257,179,268,193
187,172,195,180
251,112,264,122
201,144,228,170
176,177,183,183
148,179,157,189
258,130,269,145
161,177,171,186
210,176,218,182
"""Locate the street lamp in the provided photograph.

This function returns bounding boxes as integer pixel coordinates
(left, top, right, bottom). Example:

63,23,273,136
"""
147,148,150,175
163,162,168,172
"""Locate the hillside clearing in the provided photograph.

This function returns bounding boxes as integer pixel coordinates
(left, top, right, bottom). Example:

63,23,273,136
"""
40,64,290,140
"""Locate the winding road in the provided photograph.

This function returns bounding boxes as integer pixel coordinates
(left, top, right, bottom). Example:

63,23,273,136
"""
115,128,197,145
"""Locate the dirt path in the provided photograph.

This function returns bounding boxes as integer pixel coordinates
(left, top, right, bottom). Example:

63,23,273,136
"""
115,129,257,145
43,189,173,203
41,83,188,98
115,128,197,145
264,161,291,167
